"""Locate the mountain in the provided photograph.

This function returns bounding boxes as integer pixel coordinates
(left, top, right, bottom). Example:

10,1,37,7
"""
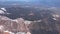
0,0,60,34
0,0,60,7
0,6,60,34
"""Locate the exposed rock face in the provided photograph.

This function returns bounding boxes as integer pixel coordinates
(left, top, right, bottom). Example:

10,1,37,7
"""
0,16,17,33
0,16,31,34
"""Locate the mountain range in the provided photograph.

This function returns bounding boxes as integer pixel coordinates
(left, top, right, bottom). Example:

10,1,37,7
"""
0,0,60,7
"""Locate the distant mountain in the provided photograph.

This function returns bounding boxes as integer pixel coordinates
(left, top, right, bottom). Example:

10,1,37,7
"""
0,0,60,7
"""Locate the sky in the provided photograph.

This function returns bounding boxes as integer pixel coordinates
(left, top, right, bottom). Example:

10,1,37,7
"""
0,0,59,3
0,0,60,7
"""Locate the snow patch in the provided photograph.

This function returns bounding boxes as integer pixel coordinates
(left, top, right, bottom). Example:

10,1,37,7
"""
0,25,4,30
12,19,18,23
0,10,5,14
1,8,6,11
52,18,57,20
4,31,14,34
16,32,26,34
24,21,32,24
52,14,59,18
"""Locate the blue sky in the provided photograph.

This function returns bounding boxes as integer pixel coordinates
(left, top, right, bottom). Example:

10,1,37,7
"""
0,0,59,2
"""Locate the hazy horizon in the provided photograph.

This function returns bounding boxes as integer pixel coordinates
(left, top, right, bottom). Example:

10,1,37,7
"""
0,0,60,7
